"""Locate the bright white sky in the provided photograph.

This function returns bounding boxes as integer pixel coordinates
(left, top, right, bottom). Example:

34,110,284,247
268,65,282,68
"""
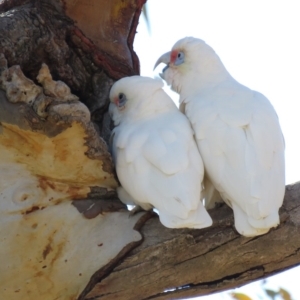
134,0,300,299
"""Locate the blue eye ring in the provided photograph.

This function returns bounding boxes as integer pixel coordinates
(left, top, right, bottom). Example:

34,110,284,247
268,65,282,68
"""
174,51,185,66
118,93,127,107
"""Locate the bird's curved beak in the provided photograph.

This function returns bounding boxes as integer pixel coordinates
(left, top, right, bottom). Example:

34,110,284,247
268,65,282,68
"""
153,51,171,71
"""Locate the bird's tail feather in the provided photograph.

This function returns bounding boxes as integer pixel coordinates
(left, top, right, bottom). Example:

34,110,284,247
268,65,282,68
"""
232,202,270,237
247,210,279,230
159,203,212,229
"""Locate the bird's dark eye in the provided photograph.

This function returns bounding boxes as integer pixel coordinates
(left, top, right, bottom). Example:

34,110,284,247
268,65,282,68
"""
118,93,127,108
119,93,125,100
175,52,185,66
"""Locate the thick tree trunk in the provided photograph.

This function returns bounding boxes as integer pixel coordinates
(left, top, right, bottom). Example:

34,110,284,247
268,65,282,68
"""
0,1,299,300
0,0,142,144
0,1,147,299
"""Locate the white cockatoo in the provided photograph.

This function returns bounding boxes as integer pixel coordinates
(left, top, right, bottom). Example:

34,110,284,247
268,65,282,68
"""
109,75,212,229
154,37,285,237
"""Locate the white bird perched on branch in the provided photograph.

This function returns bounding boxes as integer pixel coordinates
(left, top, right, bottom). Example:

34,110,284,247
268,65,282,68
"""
154,37,285,237
109,75,212,229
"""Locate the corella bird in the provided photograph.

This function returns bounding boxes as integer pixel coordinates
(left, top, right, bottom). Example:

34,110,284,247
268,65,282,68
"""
154,37,285,237
109,75,212,229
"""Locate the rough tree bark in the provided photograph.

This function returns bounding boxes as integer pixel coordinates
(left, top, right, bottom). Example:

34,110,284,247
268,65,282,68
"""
85,182,300,300
0,1,299,300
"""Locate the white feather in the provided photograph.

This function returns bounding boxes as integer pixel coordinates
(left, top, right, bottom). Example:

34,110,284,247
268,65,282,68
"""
160,37,285,237
110,76,212,229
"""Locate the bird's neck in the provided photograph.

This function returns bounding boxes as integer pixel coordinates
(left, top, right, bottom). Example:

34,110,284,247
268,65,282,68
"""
179,61,233,102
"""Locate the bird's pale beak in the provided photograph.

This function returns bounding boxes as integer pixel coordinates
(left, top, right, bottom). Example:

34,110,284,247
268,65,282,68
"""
153,51,171,71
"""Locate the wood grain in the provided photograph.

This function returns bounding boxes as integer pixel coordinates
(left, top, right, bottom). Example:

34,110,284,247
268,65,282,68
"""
86,182,300,300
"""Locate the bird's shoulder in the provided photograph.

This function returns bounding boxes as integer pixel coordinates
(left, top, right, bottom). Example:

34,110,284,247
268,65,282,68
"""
142,119,195,175
115,111,197,175
185,81,280,129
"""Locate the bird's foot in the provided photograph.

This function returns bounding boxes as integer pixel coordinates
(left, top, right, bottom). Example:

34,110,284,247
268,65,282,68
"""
128,205,145,217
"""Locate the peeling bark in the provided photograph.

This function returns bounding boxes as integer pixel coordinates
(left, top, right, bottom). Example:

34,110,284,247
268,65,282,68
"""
0,59,144,299
0,0,145,143
86,182,300,300
0,1,148,298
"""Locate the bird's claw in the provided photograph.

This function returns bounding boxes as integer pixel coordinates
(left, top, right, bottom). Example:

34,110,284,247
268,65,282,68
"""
128,205,145,218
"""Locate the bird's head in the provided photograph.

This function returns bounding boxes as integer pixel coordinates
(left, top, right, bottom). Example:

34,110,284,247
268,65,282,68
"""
109,76,168,125
154,37,228,99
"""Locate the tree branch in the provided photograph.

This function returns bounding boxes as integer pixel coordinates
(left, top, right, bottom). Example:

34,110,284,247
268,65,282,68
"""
86,182,300,300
